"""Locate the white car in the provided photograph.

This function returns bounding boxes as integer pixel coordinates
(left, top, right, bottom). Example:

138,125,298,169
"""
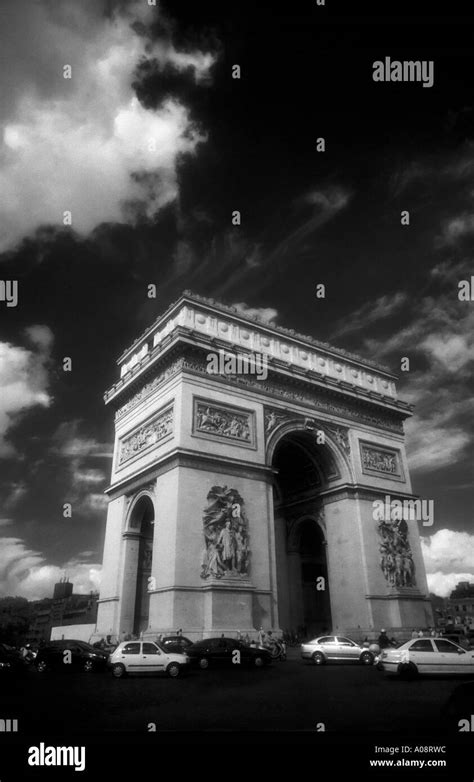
379,637,474,678
109,641,190,678
301,635,375,666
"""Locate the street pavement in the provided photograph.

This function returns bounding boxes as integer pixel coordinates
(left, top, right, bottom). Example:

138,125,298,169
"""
3,649,469,736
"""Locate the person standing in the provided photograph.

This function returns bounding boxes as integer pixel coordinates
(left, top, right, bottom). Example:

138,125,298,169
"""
217,520,235,571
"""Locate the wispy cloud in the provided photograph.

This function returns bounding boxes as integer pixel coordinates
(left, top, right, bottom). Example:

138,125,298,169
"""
331,292,408,339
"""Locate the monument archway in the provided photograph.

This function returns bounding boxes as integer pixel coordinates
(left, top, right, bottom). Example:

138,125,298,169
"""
95,291,434,643
270,427,348,638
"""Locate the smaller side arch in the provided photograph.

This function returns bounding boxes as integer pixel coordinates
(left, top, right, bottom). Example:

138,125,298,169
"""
125,490,156,533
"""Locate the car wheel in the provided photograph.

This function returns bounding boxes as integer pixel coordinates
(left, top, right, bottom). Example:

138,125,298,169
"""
254,655,265,668
36,660,48,673
398,661,418,679
199,657,209,669
112,663,126,678
360,651,374,666
83,660,94,673
167,663,180,678
312,651,325,666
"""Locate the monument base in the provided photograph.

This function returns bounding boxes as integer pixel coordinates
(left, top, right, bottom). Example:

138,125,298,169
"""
201,576,255,634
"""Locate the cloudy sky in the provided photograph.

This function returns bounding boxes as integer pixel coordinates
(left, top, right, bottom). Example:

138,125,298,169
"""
0,0,473,600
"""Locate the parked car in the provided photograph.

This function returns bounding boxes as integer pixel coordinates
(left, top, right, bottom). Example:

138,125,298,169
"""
379,637,474,678
35,640,109,673
92,640,117,654
187,637,272,669
0,643,27,674
109,641,189,678
442,633,471,650
301,635,375,666
159,636,193,655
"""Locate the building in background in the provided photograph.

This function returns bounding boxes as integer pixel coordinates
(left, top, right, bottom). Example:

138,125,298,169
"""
0,597,32,645
27,580,99,644
429,581,474,631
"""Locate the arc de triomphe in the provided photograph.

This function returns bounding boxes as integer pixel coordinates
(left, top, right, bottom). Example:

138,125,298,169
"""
94,291,433,642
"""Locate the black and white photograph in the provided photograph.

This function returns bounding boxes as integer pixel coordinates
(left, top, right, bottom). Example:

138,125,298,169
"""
0,0,474,775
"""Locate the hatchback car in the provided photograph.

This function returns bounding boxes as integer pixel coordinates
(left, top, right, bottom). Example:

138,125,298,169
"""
301,635,374,665
109,641,189,678
187,637,272,669
35,640,109,673
379,637,474,677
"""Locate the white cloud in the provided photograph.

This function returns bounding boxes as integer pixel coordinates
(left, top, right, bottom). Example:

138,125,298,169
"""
421,529,474,596
438,213,474,246
0,327,53,456
72,468,106,486
421,332,474,373
426,571,474,598
231,302,278,324
0,0,215,253
0,537,101,600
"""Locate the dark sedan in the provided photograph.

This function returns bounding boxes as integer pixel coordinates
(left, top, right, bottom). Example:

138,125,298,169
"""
0,643,27,675
35,640,109,673
187,637,272,669
159,635,193,655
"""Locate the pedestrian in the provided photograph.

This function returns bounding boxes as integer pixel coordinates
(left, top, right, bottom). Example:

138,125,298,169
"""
417,629,424,638
411,628,418,639
378,629,390,649
258,626,266,647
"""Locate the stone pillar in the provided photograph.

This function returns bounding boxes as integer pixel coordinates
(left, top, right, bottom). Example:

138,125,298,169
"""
94,495,127,641
287,550,303,631
117,531,141,637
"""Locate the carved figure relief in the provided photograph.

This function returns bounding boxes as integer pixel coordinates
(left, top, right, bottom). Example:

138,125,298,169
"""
118,407,173,466
194,400,254,446
200,486,250,579
377,518,416,589
360,443,402,477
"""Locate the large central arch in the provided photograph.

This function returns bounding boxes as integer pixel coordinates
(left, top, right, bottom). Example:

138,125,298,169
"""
271,427,345,637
